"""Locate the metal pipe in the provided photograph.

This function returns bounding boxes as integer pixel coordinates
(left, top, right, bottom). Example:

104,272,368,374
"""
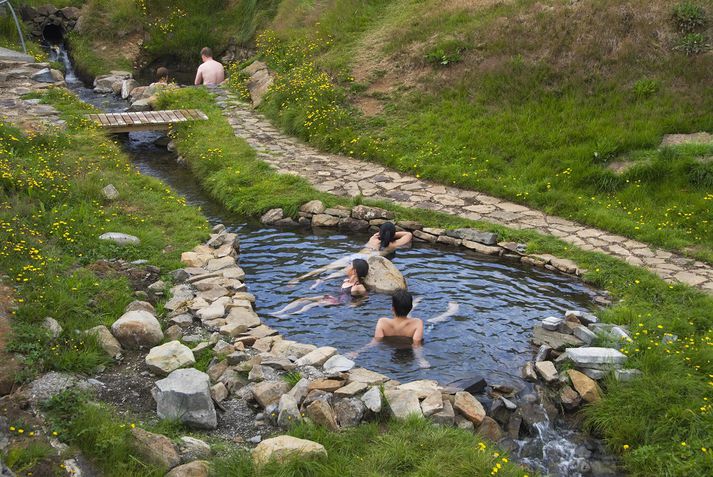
0,0,27,54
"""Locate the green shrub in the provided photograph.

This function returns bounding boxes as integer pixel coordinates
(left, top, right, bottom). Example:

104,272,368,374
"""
632,78,659,99
674,32,709,55
673,2,707,33
686,161,713,189
424,39,467,66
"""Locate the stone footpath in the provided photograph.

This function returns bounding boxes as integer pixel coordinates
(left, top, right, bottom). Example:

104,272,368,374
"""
213,89,713,294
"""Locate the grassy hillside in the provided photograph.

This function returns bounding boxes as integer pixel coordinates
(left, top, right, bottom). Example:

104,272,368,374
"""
246,0,713,262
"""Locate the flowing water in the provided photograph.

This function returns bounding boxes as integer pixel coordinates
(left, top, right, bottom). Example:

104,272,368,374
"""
50,44,620,476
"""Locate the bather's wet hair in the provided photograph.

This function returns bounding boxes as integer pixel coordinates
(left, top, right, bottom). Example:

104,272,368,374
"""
379,222,397,249
392,289,413,317
352,258,369,281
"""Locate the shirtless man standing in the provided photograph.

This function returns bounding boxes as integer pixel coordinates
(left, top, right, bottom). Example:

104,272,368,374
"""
194,47,225,86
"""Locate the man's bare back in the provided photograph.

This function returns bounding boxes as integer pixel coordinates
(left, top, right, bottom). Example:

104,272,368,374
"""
195,48,225,85
374,316,424,344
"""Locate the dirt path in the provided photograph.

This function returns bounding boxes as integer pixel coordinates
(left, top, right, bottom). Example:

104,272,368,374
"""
214,88,713,294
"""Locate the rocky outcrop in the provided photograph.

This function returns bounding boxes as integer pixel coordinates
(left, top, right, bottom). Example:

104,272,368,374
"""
242,61,273,108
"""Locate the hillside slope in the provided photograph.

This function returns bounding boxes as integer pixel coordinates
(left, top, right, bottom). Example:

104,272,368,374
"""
251,0,713,262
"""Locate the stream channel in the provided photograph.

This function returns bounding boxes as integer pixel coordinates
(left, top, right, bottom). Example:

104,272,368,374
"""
51,45,621,477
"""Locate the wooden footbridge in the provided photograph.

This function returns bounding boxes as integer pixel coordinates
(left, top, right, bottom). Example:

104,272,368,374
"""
86,109,208,133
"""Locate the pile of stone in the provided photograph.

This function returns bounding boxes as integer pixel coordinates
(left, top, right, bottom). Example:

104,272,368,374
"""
261,200,584,278
92,71,176,111
18,5,81,40
522,310,642,412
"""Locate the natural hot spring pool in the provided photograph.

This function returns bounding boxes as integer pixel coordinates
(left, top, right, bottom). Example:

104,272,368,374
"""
229,226,596,385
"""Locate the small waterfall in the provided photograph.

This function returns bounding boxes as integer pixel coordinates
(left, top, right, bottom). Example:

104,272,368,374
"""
514,406,591,476
48,44,79,85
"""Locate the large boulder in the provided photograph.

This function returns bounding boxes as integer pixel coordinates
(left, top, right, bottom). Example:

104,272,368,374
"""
305,400,339,431
153,369,217,429
110,310,163,349
252,435,327,466
363,255,407,293
130,427,180,470
454,391,486,425
567,369,602,403
384,389,423,419
145,341,195,375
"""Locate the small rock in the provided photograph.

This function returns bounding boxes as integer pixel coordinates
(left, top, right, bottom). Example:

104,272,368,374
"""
565,347,627,369
351,205,394,221
334,398,365,427
477,416,503,442
86,325,122,358
455,415,475,432
277,394,302,428
145,341,195,375
334,381,367,397
453,391,486,425
125,300,156,314
305,400,339,431
42,317,62,339
179,436,212,463
542,316,563,331
130,427,180,469
99,232,140,246
252,435,327,466
559,385,581,411
260,208,284,225
102,184,119,200
567,369,602,403
165,324,183,341
521,362,537,382
535,361,558,383
431,398,455,426
420,390,444,417
614,369,643,382
165,461,209,477
361,386,382,413
210,382,228,402
398,379,440,399
308,379,343,392
252,380,291,408
296,346,337,367
348,368,389,385
300,200,325,215
111,310,163,349
384,389,423,419
322,354,355,374
153,369,217,429
311,214,339,227
573,325,596,345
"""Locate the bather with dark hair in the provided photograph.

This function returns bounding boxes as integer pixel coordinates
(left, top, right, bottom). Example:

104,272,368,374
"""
364,221,413,252
274,259,369,316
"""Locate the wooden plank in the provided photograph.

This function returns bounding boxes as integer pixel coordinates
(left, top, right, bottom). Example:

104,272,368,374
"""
120,113,134,125
128,112,142,124
112,114,126,126
106,114,119,126
186,109,201,120
157,110,173,123
165,110,183,122
136,111,150,124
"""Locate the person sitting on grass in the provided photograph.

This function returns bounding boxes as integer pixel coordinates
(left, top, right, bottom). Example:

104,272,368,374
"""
194,47,225,86
348,289,430,368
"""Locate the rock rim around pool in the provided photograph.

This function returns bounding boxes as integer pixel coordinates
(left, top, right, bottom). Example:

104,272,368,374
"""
153,368,217,429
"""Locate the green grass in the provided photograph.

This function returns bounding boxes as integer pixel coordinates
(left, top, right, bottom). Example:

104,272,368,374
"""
0,87,209,379
239,0,713,263
212,417,531,477
3,442,54,474
161,86,713,477
43,390,164,477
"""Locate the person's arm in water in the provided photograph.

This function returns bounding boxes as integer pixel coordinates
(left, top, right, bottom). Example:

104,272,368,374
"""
288,257,350,284
346,318,386,359
411,319,430,368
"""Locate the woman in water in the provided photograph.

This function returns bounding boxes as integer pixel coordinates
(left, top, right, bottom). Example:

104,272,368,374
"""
275,258,369,316
364,221,413,253
289,221,412,284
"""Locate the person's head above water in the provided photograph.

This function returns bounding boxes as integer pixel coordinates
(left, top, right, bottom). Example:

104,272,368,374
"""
200,47,213,61
156,67,169,82
379,222,397,249
392,289,413,317
351,258,369,281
